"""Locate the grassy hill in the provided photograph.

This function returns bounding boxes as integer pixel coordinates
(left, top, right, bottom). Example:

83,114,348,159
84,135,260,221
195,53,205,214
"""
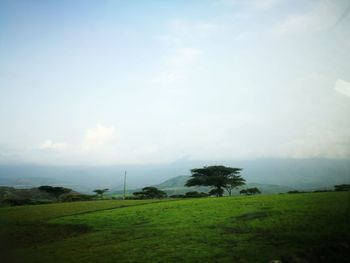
1,192,349,262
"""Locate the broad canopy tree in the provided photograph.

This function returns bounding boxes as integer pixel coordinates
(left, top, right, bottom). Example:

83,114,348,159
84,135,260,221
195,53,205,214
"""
185,165,245,197
133,187,167,199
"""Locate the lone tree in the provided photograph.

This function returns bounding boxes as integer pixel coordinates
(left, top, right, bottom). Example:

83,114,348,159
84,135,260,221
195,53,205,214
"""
38,185,71,201
240,187,261,195
93,189,109,198
133,187,167,199
185,165,245,197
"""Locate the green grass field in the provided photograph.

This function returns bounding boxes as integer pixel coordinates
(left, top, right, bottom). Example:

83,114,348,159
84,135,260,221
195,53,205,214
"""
1,192,349,263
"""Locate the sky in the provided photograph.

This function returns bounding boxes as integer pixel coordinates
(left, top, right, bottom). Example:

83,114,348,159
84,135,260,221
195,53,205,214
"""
0,0,350,165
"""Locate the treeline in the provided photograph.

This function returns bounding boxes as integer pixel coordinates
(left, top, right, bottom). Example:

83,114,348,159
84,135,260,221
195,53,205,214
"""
287,184,350,194
0,185,95,206
1,165,349,206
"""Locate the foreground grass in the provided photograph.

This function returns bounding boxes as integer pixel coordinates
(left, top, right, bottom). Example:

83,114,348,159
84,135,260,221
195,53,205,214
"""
0,199,160,258
2,192,350,262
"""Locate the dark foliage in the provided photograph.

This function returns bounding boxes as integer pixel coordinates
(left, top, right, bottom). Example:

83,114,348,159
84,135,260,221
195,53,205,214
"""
169,194,185,198
185,165,245,197
133,187,167,199
93,189,109,198
185,191,208,198
288,190,303,194
61,194,94,202
209,188,224,197
239,187,261,195
1,199,53,206
334,184,350,192
169,191,208,198
38,186,71,200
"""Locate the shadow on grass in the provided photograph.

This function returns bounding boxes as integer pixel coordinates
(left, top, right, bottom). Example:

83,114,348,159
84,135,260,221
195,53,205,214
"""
1,222,92,251
236,211,272,221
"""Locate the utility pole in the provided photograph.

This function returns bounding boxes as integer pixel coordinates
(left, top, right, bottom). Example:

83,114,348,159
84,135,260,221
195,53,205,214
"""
123,170,127,200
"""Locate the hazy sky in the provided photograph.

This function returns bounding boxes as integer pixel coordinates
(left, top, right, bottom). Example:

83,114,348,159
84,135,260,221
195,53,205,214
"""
1,0,350,165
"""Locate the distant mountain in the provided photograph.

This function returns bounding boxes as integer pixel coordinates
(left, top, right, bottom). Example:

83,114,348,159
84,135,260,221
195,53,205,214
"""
0,158,349,193
155,175,189,188
153,175,295,195
153,176,208,195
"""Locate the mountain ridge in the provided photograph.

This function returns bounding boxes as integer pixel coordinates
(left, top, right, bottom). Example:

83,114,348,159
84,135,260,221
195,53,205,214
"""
0,158,349,193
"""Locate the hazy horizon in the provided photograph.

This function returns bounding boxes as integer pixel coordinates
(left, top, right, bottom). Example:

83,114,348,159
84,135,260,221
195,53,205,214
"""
1,0,350,165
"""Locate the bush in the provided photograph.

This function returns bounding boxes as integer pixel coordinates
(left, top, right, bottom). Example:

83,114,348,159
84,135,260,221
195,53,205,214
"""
61,194,94,202
334,184,350,192
125,196,138,200
239,187,261,195
169,194,185,198
1,199,53,206
288,190,302,194
313,189,332,193
133,187,167,199
170,192,208,198
185,191,208,198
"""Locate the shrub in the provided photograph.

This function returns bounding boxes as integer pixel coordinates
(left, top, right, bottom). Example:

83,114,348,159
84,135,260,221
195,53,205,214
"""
185,191,208,198
169,194,185,198
1,199,53,206
334,184,350,192
133,187,167,199
61,194,94,202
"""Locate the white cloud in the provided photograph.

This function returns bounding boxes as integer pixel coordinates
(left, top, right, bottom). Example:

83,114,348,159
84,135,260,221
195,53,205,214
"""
279,133,350,159
334,79,350,98
272,2,338,35
151,71,186,85
82,124,115,151
167,47,201,67
249,0,282,11
151,47,201,85
168,19,217,39
39,140,67,150
216,0,281,11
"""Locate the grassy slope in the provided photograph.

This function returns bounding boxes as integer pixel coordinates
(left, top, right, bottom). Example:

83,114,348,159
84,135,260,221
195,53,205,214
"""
2,192,350,263
0,199,160,261
0,199,159,222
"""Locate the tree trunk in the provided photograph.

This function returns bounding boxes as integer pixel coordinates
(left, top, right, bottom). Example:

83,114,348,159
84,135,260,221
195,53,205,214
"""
218,186,223,197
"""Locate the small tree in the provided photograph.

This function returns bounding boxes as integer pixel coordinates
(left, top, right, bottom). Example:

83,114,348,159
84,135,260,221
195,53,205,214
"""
240,187,261,195
224,174,246,196
38,185,71,201
93,188,109,199
133,187,167,199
